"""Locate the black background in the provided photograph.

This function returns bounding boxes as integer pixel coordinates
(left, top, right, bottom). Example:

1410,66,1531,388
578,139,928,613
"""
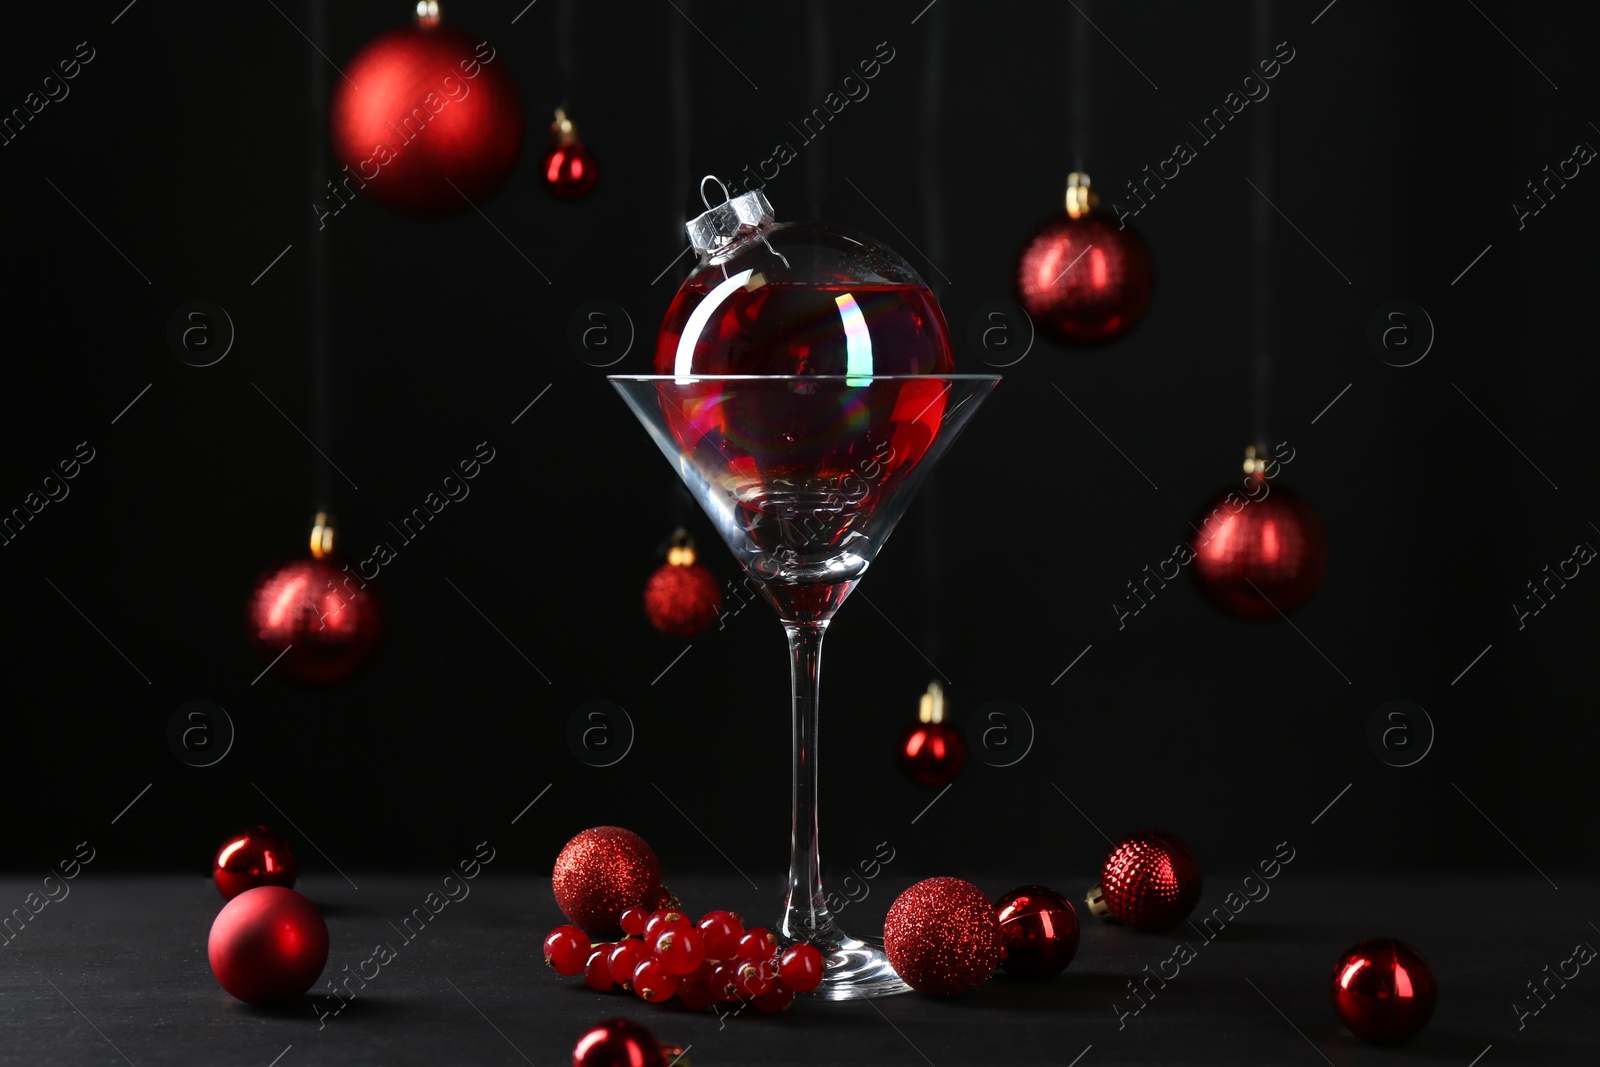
3,0,1596,890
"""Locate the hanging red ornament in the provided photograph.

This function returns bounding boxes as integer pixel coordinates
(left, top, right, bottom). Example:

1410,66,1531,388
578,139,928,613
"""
572,1018,687,1067
1015,172,1154,345
883,877,1005,996
643,529,721,638
1086,830,1203,932
552,827,665,939
1332,938,1438,1043
995,885,1080,980
213,825,298,901
1188,447,1328,619
246,514,382,685
544,108,598,199
898,682,966,787
208,886,329,1005
329,2,524,218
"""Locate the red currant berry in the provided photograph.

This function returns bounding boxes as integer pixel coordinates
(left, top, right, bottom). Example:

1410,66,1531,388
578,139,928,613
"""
584,947,615,992
608,940,649,987
709,960,744,1004
543,925,590,976
644,909,690,942
736,928,778,961
753,983,796,1013
697,910,744,961
676,961,715,1012
632,956,679,1003
654,927,706,976
734,957,774,998
778,943,825,994
618,906,649,937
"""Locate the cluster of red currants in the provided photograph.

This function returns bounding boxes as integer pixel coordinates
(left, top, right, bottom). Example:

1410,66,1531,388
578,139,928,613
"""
544,906,824,1014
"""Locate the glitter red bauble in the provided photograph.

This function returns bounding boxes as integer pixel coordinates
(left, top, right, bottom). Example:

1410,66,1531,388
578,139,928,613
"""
884,877,1005,996
995,885,1079,980
246,557,382,685
1090,830,1203,932
1332,938,1438,1043
572,1018,673,1067
643,561,721,637
552,827,663,939
899,721,966,787
545,140,598,199
1015,210,1154,345
213,825,297,901
1188,473,1328,619
207,886,328,1005
329,20,523,217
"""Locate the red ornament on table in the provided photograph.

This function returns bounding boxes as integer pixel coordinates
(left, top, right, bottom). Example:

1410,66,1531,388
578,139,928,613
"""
213,825,297,900
1015,172,1154,346
643,530,721,638
544,108,598,199
247,514,382,685
572,1017,686,1067
1188,447,1328,619
884,877,1005,996
898,681,966,787
1332,938,1438,1043
995,885,1080,980
208,886,329,1004
1086,830,1203,932
552,827,665,939
329,2,523,218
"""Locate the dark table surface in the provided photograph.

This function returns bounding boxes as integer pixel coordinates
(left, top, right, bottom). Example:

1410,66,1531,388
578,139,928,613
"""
2,873,1592,1066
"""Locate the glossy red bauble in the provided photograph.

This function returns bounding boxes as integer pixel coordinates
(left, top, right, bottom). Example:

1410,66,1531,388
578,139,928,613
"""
884,877,1005,996
1016,207,1154,345
329,18,523,217
544,141,598,199
572,1018,671,1067
1090,830,1203,932
213,825,297,901
208,886,328,1004
995,885,1080,980
643,561,721,638
1332,939,1438,1043
899,721,966,787
246,556,382,685
551,827,663,938
1189,472,1328,619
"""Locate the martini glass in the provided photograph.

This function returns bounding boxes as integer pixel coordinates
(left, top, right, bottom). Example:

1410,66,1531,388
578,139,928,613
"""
611,372,998,999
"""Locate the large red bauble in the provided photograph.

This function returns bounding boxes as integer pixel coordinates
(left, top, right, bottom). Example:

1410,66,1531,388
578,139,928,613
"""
213,825,297,901
995,885,1079,980
329,22,523,217
246,557,382,685
1091,830,1203,932
1331,938,1438,1043
884,877,1005,996
898,721,966,787
572,1018,671,1067
208,886,329,1004
1015,210,1154,345
552,827,662,939
1188,474,1328,619
643,561,721,637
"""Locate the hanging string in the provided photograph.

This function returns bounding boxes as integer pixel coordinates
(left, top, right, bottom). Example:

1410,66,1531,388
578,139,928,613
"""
1071,0,1090,172
309,0,331,511
807,0,827,217
917,0,947,663
1251,0,1271,450
669,0,691,279
556,0,576,106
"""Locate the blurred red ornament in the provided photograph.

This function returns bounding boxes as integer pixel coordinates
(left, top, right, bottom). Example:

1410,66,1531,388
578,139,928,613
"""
884,877,1004,996
552,827,663,939
213,825,297,901
1087,830,1203,932
644,530,721,638
1015,172,1154,346
1332,938,1438,1043
246,515,382,685
329,6,523,217
572,1018,684,1067
1189,450,1328,619
898,682,965,787
208,886,328,1004
544,108,598,199
995,885,1079,980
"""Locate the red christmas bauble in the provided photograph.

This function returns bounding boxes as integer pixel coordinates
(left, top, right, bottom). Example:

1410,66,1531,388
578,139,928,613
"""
247,555,382,685
552,827,663,939
884,877,1005,996
208,886,328,1004
572,1018,674,1067
213,825,297,901
329,16,523,217
1015,177,1153,345
899,682,965,786
544,110,598,199
643,539,721,638
1332,938,1438,1043
1089,830,1203,932
995,885,1079,980
1189,470,1328,619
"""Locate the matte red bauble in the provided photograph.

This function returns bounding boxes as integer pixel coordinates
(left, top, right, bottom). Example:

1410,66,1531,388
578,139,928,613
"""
1189,455,1328,619
208,886,329,1004
1087,829,1203,932
213,825,297,901
246,518,382,685
1015,172,1154,345
898,682,965,787
544,108,598,199
552,827,663,939
995,885,1080,979
329,8,523,217
572,1018,684,1067
1332,938,1438,1043
884,877,1005,996
643,532,721,638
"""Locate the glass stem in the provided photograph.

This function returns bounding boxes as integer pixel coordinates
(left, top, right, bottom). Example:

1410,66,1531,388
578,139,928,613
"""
779,619,841,945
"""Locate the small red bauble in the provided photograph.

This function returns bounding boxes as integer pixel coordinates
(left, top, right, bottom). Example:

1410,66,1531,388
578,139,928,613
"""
1015,172,1154,346
208,886,329,1004
213,825,297,901
643,532,721,638
883,877,1005,996
1332,938,1438,1043
995,885,1080,980
329,9,523,217
552,827,663,938
247,517,382,685
1188,456,1328,619
544,108,598,199
572,1018,677,1067
898,681,965,787
1088,830,1203,932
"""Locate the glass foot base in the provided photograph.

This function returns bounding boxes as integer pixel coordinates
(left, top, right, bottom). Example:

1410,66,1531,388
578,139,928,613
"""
811,931,911,1000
